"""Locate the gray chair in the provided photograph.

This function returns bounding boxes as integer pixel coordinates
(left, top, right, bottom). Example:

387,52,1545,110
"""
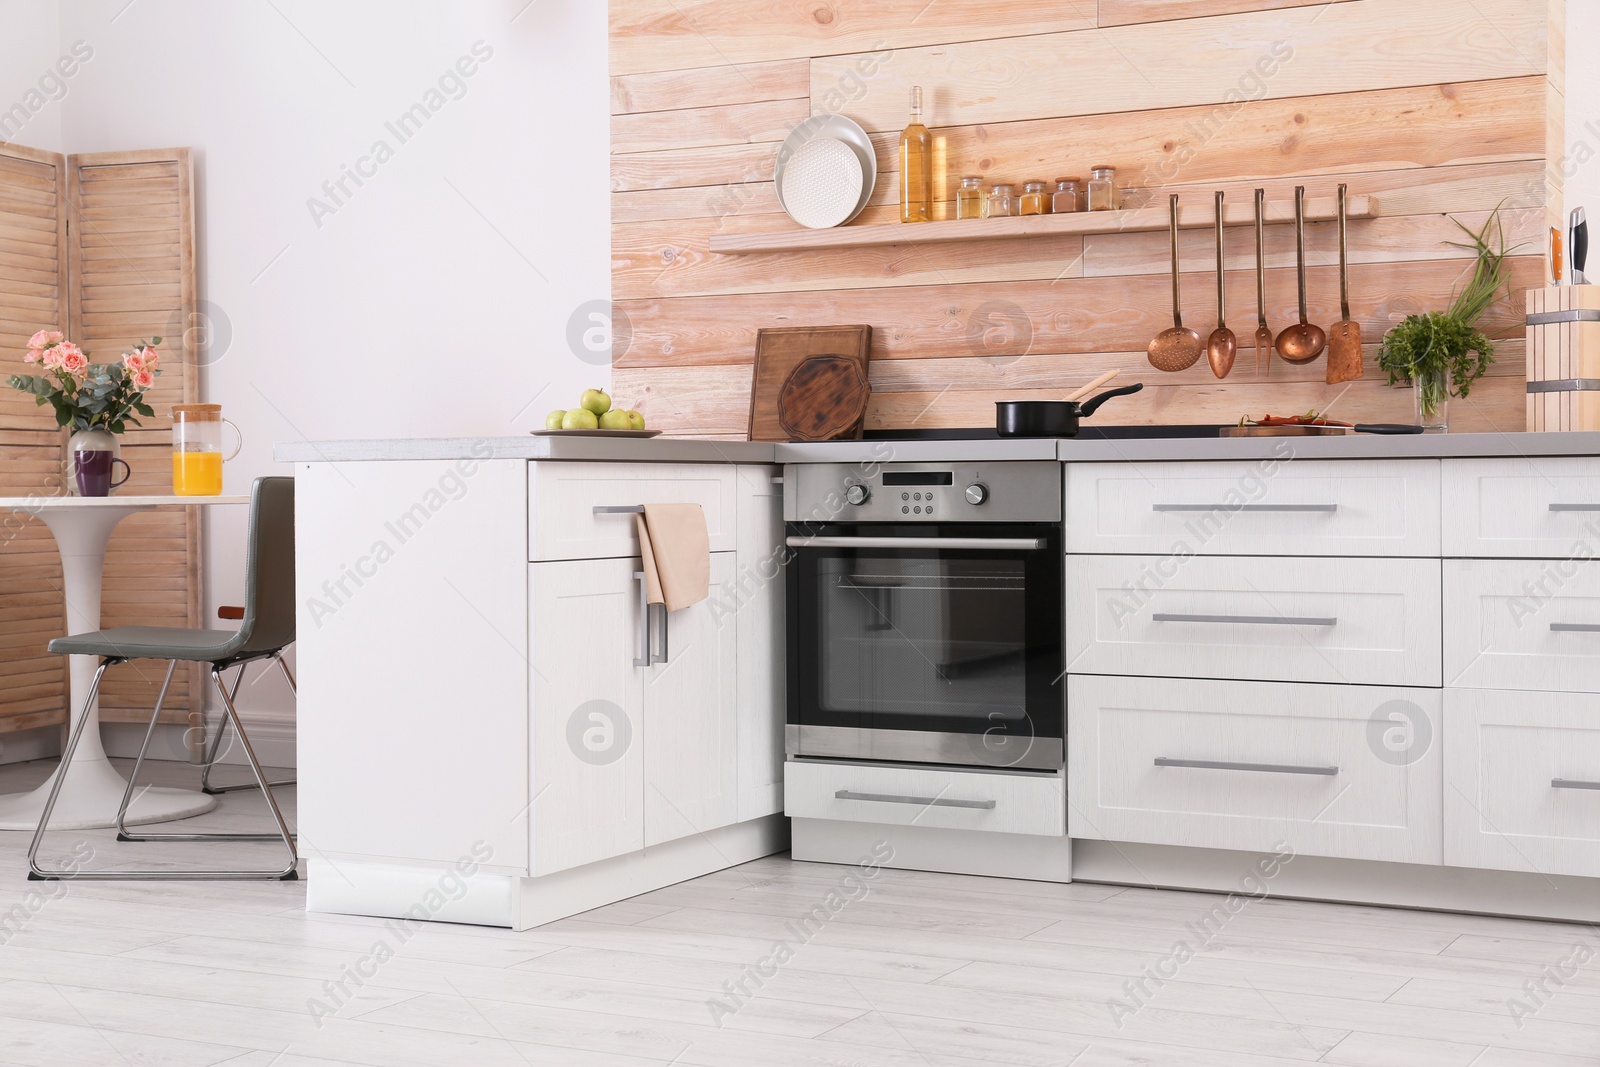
29,476,298,881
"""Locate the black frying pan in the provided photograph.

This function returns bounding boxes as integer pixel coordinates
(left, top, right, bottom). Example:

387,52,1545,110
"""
996,384,1144,438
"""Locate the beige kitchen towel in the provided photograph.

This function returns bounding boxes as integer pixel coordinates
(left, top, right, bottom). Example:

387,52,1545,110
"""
634,504,710,612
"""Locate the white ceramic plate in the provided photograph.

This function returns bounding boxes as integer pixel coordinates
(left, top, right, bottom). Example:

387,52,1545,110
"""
531,429,662,438
775,114,876,228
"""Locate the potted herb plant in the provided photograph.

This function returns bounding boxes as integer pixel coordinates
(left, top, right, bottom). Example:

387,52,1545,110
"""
1377,209,1515,432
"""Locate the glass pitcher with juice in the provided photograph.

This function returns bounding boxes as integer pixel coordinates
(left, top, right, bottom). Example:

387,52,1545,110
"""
171,404,241,495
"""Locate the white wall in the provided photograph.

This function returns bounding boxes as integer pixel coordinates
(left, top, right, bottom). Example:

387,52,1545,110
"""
0,0,65,153
44,0,613,741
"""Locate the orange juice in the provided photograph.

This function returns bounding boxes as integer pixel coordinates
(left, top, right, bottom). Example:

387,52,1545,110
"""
173,450,223,495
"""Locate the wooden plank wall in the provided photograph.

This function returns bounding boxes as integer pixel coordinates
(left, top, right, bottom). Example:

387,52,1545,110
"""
609,0,1564,436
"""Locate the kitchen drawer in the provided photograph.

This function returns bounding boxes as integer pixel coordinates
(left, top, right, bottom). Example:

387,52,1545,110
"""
1065,459,1440,557
528,462,737,562
1068,675,1442,865
1066,554,1442,686
1442,456,1600,558
1444,558,1600,693
1444,689,1600,877
784,760,1064,837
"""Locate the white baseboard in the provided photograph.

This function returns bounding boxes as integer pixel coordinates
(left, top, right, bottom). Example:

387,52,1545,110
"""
792,817,1073,882
101,713,296,770
1073,840,1600,925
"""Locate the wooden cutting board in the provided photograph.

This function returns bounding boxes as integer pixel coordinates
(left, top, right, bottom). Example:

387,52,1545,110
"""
777,355,871,442
749,325,871,441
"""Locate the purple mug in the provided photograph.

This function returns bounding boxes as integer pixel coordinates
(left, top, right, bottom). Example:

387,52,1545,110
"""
73,450,132,497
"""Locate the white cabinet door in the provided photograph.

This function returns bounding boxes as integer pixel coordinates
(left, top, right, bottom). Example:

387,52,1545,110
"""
644,552,739,847
1066,554,1442,686
1068,675,1443,865
1442,456,1600,558
735,465,785,822
1444,559,1600,693
529,558,647,876
1444,689,1600,878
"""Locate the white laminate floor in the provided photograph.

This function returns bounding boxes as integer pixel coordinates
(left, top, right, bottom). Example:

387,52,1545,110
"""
0,759,1597,1066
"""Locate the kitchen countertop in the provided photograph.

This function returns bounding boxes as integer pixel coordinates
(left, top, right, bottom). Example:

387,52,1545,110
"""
276,430,1600,466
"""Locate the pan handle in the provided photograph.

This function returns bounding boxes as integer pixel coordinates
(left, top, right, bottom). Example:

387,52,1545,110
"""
1351,423,1424,435
1077,383,1144,418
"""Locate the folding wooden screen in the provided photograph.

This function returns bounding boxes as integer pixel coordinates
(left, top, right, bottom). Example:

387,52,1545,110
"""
0,144,201,736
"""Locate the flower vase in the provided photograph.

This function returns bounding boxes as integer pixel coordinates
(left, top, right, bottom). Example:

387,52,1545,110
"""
1412,368,1450,433
66,427,130,497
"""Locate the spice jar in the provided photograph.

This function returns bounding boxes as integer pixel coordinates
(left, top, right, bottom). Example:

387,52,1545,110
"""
1019,180,1050,215
956,176,986,220
1087,166,1118,211
987,183,1017,218
1052,177,1084,213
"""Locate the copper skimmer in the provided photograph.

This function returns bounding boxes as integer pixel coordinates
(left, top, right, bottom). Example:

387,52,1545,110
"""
1148,194,1204,372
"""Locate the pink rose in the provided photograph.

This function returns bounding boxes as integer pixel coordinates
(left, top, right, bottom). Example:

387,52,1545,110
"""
59,349,88,375
28,330,51,349
123,351,146,373
40,347,64,370
46,331,63,345
22,350,38,363
131,368,155,390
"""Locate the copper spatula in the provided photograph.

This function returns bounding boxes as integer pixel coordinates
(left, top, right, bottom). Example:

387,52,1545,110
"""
1326,184,1364,384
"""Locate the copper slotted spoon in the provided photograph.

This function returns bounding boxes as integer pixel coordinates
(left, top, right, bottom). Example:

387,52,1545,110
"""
1275,185,1327,364
1206,190,1236,378
1148,194,1203,372
1253,188,1272,376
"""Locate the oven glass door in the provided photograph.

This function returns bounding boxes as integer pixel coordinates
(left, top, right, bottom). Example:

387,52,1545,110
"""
787,523,1063,768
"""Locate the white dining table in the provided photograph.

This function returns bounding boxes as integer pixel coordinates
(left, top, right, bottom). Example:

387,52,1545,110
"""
0,494,250,831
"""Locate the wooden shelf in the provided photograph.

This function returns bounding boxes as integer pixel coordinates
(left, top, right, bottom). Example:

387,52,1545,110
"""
708,195,1379,255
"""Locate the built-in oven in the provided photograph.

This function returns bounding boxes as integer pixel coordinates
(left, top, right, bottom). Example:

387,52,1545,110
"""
784,461,1063,771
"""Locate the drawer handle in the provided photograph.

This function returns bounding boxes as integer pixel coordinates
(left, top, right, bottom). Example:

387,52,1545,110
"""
594,505,645,515
1551,623,1600,633
1151,503,1339,513
1552,778,1600,790
1151,613,1338,627
833,789,996,810
1155,757,1340,776
1549,504,1600,512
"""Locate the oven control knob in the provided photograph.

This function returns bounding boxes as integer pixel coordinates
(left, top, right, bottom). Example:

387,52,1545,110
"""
965,483,989,505
845,483,870,506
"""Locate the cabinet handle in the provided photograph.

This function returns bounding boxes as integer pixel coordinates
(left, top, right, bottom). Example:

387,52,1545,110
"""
652,603,670,664
1151,612,1338,627
1551,623,1600,633
1151,503,1339,513
1155,757,1340,776
595,505,645,515
833,789,996,810
633,571,652,667
1549,504,1600,512
1552,778,1600,790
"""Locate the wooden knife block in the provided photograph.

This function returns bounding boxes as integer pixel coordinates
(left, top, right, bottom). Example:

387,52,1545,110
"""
1526,286,1600,431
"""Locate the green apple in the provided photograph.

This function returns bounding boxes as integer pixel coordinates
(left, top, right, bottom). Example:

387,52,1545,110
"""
599,409,632,430
561,407,600,430
626,409,646,430
579,388,611,416
544,409,567,430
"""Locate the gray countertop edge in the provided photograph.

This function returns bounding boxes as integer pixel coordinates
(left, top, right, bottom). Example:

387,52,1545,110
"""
275,431,1600,466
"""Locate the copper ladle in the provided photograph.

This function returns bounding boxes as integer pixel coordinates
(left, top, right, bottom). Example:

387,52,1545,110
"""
1275,185,1326,364
1148,194,1203,372
1206,190,1236,378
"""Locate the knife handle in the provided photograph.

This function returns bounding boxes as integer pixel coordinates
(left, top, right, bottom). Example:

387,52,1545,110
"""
1553,227,1564,285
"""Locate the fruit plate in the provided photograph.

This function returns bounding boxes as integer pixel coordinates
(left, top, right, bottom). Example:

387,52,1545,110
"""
530,429,662,438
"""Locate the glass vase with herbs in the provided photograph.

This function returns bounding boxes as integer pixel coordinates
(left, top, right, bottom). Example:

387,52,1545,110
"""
1377,209,1515,432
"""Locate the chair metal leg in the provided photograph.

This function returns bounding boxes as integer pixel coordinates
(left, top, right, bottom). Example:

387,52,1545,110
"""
201,658,295,794
28,660,115,880
36,661,300,881
113,659,177,841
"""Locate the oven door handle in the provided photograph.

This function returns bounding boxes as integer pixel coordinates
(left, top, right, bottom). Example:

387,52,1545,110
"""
785,536,1045,551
